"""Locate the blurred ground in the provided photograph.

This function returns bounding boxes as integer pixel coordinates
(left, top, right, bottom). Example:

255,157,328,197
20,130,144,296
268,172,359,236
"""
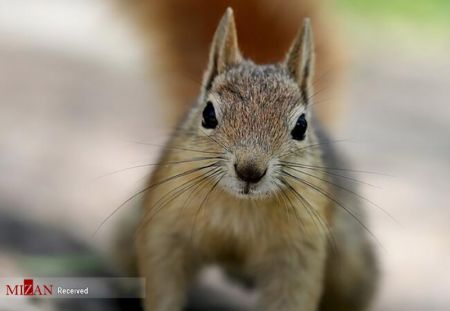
0,0,449,310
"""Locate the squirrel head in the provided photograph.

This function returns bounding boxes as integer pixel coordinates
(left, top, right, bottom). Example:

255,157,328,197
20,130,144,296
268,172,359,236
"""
185,8,318,198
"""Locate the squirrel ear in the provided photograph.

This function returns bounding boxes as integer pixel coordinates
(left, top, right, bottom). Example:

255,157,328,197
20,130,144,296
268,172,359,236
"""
203,7,242,91
285,18,315,104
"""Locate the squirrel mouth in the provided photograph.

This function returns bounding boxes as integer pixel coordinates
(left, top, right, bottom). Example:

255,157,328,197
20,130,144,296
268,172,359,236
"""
234,182,271,199
243,183,251,195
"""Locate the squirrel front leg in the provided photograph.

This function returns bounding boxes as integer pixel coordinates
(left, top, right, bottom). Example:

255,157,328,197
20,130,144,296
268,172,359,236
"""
253,238,328,311
138,232,195,311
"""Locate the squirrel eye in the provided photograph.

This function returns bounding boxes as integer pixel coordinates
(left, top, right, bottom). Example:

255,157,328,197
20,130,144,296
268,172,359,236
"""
291,114,307,140
202,101,218,129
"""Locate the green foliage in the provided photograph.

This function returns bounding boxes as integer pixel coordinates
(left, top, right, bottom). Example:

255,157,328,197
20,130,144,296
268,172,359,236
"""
337,0,450,26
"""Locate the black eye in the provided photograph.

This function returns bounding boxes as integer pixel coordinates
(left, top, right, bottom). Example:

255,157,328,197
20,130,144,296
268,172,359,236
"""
202,101,218,129
291,114,307,140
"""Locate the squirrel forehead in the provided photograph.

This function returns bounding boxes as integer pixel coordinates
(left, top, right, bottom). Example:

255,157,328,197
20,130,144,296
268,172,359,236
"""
210,63,303,110
205,64,303,149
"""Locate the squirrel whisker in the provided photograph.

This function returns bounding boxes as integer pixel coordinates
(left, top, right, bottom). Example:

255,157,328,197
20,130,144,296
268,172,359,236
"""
141,167,224,229
94,156,225,180
282,165,397,224
278,177,337,253
280,169,383,250
95,163,222,236
277,162,379,188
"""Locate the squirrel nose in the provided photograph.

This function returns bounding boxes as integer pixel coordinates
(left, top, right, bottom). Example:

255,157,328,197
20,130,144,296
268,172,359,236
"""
234,163,267,184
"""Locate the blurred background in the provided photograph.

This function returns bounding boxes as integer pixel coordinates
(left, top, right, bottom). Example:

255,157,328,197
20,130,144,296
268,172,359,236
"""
0,0,449,310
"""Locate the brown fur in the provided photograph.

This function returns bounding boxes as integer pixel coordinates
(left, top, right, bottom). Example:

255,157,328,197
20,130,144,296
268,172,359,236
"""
134,9,377,311
120,0,346,129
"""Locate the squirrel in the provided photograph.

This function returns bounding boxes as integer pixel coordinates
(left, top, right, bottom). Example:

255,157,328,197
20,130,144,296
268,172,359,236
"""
134,8,378,311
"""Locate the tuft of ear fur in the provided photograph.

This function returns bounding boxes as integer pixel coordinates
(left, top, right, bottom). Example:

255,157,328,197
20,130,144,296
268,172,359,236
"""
285,18,315,104
203,7,242,91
